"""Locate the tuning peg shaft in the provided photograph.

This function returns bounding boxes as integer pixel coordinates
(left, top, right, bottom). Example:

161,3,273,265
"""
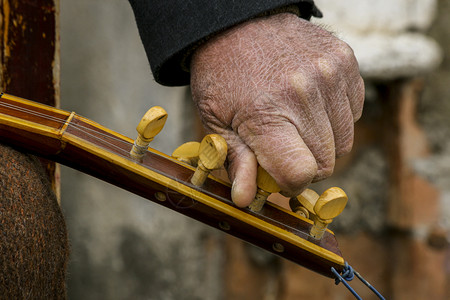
190,134,227,186
289,199,310,218
310,187,348,240
248,166,280,212
130,106,168,161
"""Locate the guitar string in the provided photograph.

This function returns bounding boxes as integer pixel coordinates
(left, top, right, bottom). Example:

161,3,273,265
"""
0,101,209,186
0,101,158,158
0,101,132,148
0,101,175,175
0,101,206,195
0,100,319,240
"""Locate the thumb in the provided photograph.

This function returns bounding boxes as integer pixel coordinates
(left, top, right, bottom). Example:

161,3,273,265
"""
224,134,258,207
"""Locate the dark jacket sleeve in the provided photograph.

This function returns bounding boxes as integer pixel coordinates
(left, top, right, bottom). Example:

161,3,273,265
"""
128,0,321,86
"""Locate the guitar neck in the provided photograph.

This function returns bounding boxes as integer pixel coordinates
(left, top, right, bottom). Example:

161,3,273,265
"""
0,92,345,277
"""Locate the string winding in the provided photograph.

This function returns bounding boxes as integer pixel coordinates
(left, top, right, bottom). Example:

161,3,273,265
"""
332,262,386,300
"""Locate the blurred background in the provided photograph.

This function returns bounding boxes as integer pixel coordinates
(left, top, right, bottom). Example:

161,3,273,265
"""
56,0,449,299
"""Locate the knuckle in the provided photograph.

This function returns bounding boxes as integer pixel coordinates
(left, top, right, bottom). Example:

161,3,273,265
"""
289,72,318,98
316,56,339,80
335,40,355,59
329,41,358,72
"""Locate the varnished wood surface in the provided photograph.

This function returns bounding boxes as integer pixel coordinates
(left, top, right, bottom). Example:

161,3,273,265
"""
0,93,345,277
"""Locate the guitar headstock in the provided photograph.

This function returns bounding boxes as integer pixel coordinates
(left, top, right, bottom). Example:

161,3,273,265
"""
0,93,362,280
128,104,349,276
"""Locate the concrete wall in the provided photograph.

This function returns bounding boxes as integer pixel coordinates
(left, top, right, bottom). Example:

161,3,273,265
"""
60,1,222,299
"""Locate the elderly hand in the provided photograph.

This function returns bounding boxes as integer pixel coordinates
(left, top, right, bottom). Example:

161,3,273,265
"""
190,13,364,207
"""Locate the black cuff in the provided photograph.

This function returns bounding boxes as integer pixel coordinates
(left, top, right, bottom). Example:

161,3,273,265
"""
129,0,321,86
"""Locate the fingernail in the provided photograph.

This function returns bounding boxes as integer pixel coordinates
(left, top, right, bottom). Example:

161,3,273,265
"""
231,178,247,207
231,179,239,202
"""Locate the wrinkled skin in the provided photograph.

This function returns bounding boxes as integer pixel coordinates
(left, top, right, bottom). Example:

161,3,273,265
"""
190,13,364,207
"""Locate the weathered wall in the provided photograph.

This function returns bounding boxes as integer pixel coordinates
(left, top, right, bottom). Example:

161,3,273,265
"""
419,0,450,232
60,1,223,299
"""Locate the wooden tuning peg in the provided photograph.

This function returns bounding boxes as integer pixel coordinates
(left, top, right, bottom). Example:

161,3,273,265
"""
190,134,227,186
172,141,200,166
310,187,348,240
130,106,168,161
289,188,320,218
248,166,280,212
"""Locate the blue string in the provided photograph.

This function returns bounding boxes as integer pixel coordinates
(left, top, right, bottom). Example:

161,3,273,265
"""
339,262,355,282
332,262,386,300
354,270,386,300
331,266,362,300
